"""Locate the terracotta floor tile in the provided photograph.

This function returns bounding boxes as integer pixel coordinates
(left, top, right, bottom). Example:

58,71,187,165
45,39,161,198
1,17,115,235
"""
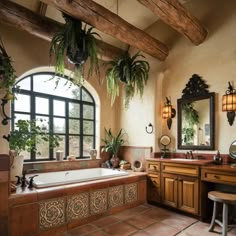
144,222,180,236
91,216,120,228
85,230,110,236
126,214,156,229
102,221,138,236
141,208,172,222
114,205,150,220
161,215,198,230
129,231,151,236
68,224,98,236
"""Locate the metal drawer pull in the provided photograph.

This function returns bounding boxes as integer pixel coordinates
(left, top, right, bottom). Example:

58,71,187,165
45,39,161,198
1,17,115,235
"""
214,175,220,179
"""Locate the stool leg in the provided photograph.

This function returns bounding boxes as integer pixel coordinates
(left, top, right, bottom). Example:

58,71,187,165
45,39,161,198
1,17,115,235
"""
222,203,228,236
209,201,217,232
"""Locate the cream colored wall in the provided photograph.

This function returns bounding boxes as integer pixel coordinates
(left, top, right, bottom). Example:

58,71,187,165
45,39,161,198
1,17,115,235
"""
119,0,236,154
0,23,117,154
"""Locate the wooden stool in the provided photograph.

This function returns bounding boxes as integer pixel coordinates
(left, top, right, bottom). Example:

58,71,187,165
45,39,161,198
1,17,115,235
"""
208,191,236,236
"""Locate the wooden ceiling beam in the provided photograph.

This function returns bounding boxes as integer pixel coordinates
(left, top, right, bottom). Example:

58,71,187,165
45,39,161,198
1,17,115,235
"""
137,0,207,45
38,1,48,16
40,0,169,61
0,0,125,61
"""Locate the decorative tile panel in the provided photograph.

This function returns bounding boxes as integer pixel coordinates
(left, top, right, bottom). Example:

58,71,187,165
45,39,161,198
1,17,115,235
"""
39,198,65,230
90,189,107,215
108,185,124,208
67,193,89,221
125,183,138,204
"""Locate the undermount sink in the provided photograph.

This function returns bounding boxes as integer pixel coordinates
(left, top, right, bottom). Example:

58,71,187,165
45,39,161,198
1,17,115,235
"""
170,158,199,161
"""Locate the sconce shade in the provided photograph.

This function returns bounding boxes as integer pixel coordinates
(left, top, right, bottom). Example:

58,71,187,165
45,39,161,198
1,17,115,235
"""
162,105,172,119
222,94,236,111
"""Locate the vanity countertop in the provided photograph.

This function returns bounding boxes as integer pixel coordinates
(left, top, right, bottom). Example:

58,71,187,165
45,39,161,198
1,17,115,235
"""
146,157,214,166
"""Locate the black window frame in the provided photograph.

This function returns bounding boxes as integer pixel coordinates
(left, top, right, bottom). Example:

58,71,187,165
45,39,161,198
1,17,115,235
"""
11,72,96,162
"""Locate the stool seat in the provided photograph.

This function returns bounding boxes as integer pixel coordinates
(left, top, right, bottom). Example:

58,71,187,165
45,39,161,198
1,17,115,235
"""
208,191,236,236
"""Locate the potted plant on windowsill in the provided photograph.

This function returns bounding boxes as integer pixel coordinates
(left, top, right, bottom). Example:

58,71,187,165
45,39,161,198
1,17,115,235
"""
101,128,128,168
50,13,102,87
0,37,17,100
104,50,150,108
5,119,61,182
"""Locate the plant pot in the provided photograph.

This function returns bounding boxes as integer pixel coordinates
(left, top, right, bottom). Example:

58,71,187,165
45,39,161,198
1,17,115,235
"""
10,155,24,182
110,155,120,168
66,46,88,65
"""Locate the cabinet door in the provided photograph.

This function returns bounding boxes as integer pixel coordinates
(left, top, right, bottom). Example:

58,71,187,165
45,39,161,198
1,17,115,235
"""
161,173,178,208
178,176,199,215
147,173,161,203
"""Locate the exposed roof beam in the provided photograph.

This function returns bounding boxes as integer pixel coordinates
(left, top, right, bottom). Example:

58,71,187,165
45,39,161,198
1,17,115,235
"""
38,1,48,16
137,0,207,45
0,0,125,61
40,0,169,61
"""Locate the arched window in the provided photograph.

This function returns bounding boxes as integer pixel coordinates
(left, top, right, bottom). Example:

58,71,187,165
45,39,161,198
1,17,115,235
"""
12,72,97,161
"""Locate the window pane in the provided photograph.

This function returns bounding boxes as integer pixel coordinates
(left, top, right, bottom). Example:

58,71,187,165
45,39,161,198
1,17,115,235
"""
83,136,93,156
53,118,65,133
69,119,80,134
54,135,65,159
83,121,94,135
36,97,48,115
22,150,30,160
36,116,49,132
69,136,80,156
82,89,93,102
54,100,65,116
14,94,30,112
36,135,49,159
14,114,30,124
69,103,80,118
83,105,94,119
17,77,31,90
33,74,80,99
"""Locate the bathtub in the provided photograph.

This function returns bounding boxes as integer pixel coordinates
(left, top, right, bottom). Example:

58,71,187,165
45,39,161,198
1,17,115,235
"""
27,168,129,188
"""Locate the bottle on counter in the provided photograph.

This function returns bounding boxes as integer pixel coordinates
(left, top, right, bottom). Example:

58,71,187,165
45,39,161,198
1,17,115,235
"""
213,150,222,165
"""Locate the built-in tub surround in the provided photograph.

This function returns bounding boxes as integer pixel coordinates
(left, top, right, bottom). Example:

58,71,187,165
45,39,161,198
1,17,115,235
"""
9,171,146,236
28,168,129,188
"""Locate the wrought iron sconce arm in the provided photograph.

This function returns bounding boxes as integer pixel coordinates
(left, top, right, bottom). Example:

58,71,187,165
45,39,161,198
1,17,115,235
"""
1,98,11,125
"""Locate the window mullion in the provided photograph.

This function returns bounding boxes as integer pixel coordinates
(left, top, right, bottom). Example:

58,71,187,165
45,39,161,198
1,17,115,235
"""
49,99,54,160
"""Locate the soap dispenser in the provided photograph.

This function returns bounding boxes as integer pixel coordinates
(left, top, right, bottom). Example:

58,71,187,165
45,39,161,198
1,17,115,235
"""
213,150,222,165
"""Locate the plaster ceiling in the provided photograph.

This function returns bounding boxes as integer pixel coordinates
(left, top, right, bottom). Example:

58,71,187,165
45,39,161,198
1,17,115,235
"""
9,0,190,49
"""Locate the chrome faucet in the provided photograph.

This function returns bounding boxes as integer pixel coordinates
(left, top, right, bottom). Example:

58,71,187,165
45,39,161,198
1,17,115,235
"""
189,151,194,159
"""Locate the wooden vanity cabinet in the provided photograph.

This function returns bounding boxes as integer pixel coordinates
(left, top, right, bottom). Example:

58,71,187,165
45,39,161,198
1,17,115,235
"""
161,162,200,215
146,161,161,203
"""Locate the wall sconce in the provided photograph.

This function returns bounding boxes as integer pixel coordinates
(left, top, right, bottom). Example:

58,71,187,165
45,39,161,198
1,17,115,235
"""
162,97,176,130
145,123,153,134
222,82,236,126
1,96,11,126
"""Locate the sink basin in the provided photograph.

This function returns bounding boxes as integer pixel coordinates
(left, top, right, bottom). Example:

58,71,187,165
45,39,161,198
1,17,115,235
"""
170,158,199,161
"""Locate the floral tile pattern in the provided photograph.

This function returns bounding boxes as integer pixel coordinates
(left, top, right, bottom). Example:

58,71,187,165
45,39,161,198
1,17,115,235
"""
39,198,65,230
67,193,89,221
125,183,138,204
90,189,108,215
108,185,124,208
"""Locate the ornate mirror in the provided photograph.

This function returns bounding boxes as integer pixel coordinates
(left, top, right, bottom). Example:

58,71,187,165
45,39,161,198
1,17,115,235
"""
229,140,236,159
177,74,215,150
160,135,171,158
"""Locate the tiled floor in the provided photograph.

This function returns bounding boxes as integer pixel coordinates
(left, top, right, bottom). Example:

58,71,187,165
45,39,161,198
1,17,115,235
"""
62,204,236,236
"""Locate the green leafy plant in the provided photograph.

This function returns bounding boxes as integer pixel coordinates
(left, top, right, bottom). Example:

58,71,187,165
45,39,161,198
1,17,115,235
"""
50,13,102,87
101,128,127,157
104,50,150,108
0,37,17,99
182,102,199,144
8,119,61,156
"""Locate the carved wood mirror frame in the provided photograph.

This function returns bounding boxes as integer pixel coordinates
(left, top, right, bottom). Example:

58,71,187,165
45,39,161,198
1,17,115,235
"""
177,74,215,150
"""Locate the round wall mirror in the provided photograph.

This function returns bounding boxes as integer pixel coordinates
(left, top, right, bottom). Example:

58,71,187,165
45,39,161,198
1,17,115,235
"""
229,140,236,160
160,135,171,149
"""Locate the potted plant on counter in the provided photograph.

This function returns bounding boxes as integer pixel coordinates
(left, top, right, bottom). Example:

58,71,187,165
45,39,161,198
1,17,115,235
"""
104,50,150,108
5,119,61,181
101,128,128,168
50,13,102,87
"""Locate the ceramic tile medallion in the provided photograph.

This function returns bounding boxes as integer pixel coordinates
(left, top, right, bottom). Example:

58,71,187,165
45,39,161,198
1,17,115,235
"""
67,193,89,221
108,185,124,208
39,198,65,230
125,183,138,204
90,188,108,215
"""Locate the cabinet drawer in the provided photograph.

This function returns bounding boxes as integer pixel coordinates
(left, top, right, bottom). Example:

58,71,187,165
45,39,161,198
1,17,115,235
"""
201,169,236,185
162,163,199,177
147,174,160,187
147,161,160,172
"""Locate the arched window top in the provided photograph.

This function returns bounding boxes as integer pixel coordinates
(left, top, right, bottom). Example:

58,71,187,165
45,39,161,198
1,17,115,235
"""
16,72,94,103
